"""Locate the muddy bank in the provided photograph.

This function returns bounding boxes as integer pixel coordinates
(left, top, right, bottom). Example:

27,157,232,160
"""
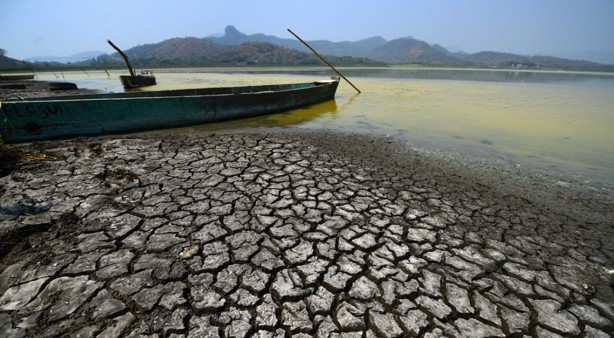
0,130,612,337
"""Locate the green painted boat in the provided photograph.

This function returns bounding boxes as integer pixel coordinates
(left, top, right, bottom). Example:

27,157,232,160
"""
0,78,339,144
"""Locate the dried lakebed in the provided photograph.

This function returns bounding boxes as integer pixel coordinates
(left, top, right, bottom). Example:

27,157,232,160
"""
0,130,613,337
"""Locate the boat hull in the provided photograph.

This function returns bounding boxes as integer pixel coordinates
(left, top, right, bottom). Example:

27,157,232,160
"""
0,79,339,143
120,75,157,89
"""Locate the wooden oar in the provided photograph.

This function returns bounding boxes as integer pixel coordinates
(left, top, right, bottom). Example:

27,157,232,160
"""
107,39,136,77
288,29,361,94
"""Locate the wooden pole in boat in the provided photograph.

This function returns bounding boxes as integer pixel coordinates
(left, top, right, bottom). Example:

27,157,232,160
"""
107,39,136,77
287,29,361,94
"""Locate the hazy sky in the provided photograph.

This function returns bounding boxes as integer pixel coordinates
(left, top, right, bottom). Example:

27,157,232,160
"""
1,0,613,60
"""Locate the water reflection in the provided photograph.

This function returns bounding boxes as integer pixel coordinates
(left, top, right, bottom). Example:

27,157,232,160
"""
178,99,339,132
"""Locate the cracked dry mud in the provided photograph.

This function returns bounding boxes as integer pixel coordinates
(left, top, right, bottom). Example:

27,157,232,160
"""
0,131,613,337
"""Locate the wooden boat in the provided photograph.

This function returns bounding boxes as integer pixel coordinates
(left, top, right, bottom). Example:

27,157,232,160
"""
0,78,339,144
119,71,156,89
107,40,156,89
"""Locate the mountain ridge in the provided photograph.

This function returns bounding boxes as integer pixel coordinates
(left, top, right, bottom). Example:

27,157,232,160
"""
206,26,388,58
205,26,612,68
89,37,381,68
2,25,613,70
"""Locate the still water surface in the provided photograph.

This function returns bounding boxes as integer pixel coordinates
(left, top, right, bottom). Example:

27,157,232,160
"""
36,67,614,193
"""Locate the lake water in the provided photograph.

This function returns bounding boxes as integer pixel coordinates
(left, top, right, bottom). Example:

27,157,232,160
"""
35,67,614,195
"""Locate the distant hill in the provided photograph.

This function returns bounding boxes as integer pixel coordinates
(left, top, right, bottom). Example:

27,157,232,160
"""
25,51,105,63
203,26,612,70
0,54,28,70
118,38,229,65
207,25,387,57
207,25,293,47
84,37,382,68
365,37,463,65
553,50,614,65
457,51,606,70
2,25,613,71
